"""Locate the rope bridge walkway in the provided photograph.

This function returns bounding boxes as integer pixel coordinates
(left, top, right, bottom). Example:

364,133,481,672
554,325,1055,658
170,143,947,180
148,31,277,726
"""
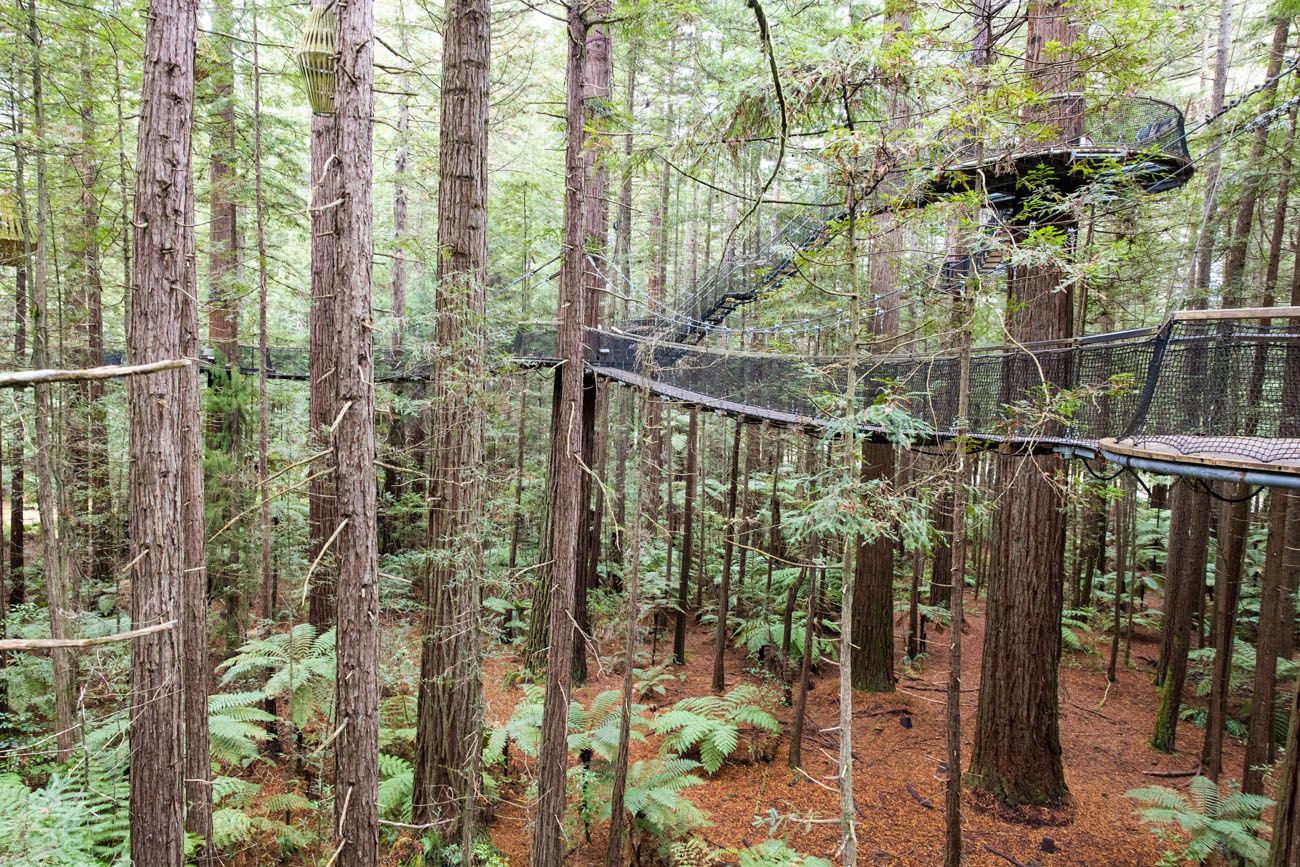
511,310,1300,488
94,307,1300,490
662,94,1191,344
86,94,1300,487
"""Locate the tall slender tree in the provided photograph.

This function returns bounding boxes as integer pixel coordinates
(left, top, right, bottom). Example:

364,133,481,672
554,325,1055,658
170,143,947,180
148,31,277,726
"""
306,0,340,632
531,5,588,862
127,0,197,855
332,0,380,858
413,0,490,847
969,0,1076,806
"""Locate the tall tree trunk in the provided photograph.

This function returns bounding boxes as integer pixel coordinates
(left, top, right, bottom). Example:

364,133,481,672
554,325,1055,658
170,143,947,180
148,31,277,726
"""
1219,18,1289,305
531,8,587,863
76,40,109,587
413,0,490,848
969,0,1075,807
837,188,862,863
1152,479,1211,752
306,0,339,631
1270,671,1300,865
1188,0,1232,305
332,0,380,857
207,0,238,365
251,19,273,621
853,440,895,691
611,43,636,564
127,0,196,853
711,419,743,692
572,0,611,685
23,0,75,764
1203,487,1250,780
674,408,697,665
944,286,975,867
605,384,652,866
183,9,216,854
1245,490,1290,793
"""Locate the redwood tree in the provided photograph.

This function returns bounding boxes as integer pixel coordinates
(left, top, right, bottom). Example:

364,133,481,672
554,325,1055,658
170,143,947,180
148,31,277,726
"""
332,0,380,858
306,0,339,632
127,0,196,855
413,0,490,844
531,5,588,863
968,0,1077,807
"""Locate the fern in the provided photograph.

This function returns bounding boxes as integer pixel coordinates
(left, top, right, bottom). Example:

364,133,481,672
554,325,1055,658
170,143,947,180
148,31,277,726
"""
377,753,414,821
1061,607,1095,654
634,665,683,699
1125,776,1272,865
589,756,707,842
219,624,336,729
0,771,129,865
653,685,780,774
568,689,649,765
736,839,833,867
208,692,276,765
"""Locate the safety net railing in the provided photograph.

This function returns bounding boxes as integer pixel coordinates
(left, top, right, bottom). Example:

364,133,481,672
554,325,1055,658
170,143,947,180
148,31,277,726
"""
511,315,1300,463
655,94,1190,342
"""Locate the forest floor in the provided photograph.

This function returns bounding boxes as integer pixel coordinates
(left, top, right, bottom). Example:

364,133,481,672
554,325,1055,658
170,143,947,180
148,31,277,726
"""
481,599,1241,866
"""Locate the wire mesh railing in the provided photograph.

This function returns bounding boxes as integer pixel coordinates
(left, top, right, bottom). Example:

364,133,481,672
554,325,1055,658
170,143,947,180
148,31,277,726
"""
512,315,1300,466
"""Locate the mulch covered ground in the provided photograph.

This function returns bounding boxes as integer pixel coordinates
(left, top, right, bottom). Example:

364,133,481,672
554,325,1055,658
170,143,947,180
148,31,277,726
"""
483,600,1240,866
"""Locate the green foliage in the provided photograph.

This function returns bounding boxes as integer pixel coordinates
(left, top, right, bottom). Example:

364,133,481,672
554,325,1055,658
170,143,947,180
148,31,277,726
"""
1061,607,1096,654
208,691,276,765
1125,777,1272,865
634,664,685,699
377,752,414,822
568,689,650,763
0,772,128,865
652,685,780,773
210,774,312,855
219,624,336,729
587,756,708,843
0,711,131,865
735,839,833,867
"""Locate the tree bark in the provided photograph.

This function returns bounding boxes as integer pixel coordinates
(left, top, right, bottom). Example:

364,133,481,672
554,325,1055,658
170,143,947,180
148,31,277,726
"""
23,0,75,765
306,0,339,631
711,419,743,692
853,440,896,692
1152,479,1211,752
969,0,1075,806
75,39,110,588
207,0,238,365
606,384,652,866
127,0,196,854
1203,486,1250,781
1269,670,1300,866
413,0,490,847
183,16,214,855
332,0,380,857
531,8,588,863
1245,490,1290,793
674,408,698,665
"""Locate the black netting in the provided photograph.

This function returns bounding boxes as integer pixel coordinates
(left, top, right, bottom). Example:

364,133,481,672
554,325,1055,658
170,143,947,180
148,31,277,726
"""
655,95,1189,343
509,317,1300,468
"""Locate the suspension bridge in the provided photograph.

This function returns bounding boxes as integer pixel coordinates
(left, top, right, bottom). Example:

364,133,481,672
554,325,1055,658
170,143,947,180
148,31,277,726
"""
95,92,1300,489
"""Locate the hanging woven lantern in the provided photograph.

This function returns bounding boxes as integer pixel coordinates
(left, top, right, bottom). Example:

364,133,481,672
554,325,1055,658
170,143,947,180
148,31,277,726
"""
0,194,30,267
295,6,337,116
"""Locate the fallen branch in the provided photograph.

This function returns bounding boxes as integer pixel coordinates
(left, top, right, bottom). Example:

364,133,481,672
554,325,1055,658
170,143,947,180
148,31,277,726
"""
0,620,176,651
983,844,1025,866
1142,762,1203,778
0,358,190,389
905,782,933,809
